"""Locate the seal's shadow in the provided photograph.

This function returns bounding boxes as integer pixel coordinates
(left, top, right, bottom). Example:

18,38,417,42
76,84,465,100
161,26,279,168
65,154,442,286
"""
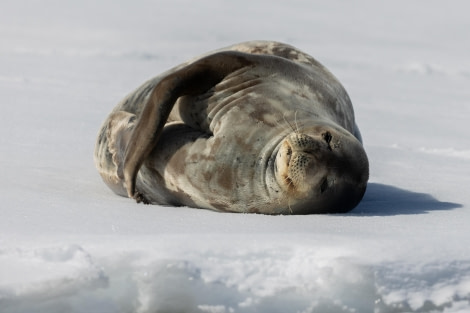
351,183,462,216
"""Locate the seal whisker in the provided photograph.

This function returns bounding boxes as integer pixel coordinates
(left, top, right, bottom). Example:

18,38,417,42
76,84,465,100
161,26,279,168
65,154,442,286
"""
278,181,294,214
291,107,321,120
294,110,300,133
282,112,298,134
279,120,293,134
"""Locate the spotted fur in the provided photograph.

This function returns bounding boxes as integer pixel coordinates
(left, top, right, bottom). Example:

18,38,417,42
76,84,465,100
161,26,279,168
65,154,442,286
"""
94,41,369,214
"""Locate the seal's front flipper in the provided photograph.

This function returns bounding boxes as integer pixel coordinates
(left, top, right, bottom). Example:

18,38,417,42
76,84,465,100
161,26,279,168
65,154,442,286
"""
122,51,255,200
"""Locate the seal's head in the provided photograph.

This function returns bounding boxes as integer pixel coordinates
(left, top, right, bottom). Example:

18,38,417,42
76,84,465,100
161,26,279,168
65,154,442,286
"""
275,124,369,214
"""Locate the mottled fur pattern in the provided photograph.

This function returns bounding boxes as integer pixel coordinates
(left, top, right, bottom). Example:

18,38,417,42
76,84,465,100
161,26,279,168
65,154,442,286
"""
94,41,369,214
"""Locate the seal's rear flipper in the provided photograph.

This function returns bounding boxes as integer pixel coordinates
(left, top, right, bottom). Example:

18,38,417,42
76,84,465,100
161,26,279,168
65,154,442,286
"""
96,111,136,198
107,111,136,175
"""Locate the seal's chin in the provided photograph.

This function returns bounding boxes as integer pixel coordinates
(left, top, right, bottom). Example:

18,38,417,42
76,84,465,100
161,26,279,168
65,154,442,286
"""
275,127,369,214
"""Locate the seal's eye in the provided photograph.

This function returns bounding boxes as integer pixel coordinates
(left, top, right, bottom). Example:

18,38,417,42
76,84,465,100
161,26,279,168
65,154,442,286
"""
320,177,329,194
322,132,332,150
322,131,332,143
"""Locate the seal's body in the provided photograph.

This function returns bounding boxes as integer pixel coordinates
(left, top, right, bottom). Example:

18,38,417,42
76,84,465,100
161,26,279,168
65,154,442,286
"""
95,41,369,214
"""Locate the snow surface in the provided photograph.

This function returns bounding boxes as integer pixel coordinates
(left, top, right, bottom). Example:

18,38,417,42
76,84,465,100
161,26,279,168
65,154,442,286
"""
1,0,470,312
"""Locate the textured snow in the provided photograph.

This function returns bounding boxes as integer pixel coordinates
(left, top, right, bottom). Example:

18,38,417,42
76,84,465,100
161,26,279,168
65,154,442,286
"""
1,1,470,312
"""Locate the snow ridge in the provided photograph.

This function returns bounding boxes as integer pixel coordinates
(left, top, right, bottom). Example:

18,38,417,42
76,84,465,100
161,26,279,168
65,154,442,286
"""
1,245,470,313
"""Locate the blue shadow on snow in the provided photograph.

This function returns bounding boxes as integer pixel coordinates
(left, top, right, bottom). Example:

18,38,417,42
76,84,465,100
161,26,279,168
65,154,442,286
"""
351,183,462,216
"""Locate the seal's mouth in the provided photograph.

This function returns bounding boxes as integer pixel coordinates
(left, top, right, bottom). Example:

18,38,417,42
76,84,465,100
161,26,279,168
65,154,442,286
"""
274,140,295,191
277,144,292,188
280,139,313,193
285,144,293,167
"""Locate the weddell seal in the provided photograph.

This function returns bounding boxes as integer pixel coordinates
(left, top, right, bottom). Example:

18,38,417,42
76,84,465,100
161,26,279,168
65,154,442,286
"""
94,41,369,214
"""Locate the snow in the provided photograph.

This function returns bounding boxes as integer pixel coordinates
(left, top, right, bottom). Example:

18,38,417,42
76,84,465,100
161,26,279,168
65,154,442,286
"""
1,0,470,312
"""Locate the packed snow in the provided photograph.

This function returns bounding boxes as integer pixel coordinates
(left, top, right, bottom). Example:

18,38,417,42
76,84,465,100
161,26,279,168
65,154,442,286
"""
1,1,470,312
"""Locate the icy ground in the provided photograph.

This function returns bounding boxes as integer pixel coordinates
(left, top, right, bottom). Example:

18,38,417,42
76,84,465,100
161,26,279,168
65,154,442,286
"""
1,1,470,312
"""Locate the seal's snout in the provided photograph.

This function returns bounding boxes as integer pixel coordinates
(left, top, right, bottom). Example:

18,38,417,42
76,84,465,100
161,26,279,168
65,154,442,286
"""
275,132,329,194
275,128,369,214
